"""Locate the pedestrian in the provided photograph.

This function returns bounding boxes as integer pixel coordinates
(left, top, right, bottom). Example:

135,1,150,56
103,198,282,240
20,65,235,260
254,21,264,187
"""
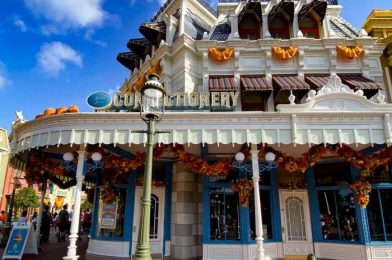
82,209,91,234
0,211,7,223
58,204,70,242
18,210,28,224
40,205,52,244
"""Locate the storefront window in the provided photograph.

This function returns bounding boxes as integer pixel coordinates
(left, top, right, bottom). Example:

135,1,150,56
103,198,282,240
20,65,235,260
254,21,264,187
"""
150,194,159,239
318,190,358,241
96,188,126,238
249,189,272,240
209,187,240,241
367,189,392,241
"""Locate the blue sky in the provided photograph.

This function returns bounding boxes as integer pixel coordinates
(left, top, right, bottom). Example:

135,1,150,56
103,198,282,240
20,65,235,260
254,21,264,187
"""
0,0,391,133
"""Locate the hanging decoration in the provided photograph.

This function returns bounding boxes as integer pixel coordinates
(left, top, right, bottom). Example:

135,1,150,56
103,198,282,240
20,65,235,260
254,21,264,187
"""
350,177,372,208
35,105,80,119
231,179,254,208
100,185,117,203
336,45,364,59
208,47,234,62
272,46,298,60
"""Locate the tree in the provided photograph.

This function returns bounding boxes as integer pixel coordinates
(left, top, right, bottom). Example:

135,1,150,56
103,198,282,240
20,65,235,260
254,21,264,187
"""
81,200,92,211
14,187,39,211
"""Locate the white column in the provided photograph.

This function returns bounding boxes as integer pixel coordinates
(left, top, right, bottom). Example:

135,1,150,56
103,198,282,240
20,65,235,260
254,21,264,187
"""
262,15,271,38
250,148,266,260
63,148,86,260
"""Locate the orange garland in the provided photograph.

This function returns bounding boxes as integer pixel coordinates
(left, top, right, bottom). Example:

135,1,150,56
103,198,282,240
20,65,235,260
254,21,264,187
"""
35,105,80,119
208,47,234,62
272,46,298,60
336,45,364,59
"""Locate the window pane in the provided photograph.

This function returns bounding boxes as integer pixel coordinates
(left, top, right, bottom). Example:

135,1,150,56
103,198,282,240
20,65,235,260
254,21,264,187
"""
336,190,358,241
249,190,272,240
318,190,339,240
96,188,126,238
318,190,358,241
210,187,240,241
367,190,385,241
380,189,392,241
150,194,159,239
314,162,352,186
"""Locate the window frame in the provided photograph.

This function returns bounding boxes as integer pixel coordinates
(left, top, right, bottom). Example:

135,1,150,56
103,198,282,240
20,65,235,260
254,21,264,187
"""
299,13,320,39
269,14,290,39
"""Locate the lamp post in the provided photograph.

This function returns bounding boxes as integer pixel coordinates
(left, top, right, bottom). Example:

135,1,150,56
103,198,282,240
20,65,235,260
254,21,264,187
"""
233,150,277,260
63,149,103,260
135,73,166,260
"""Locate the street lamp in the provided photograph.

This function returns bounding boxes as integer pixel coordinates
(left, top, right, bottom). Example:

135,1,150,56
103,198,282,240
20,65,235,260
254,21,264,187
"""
135,73,166,260
233,151,277,260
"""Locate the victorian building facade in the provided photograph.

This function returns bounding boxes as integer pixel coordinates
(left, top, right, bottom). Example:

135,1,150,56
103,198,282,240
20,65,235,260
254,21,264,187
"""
9,0,392,260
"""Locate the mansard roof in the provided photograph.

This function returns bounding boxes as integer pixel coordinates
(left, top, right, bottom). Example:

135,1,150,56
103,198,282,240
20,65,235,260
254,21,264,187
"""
139,21,167,46
330,16,359,38
127,38,152,60
210,19,231,41
116,52,140,71
298,0,327,22
184,10,212,40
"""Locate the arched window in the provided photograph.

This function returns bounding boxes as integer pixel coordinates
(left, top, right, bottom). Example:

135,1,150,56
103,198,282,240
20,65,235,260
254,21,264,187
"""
239,14,260,40
150,194,159,239
299,14,320,39
269,14,290,39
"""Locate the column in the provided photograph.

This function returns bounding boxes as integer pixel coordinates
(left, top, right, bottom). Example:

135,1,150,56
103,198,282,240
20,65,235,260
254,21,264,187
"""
35,180,47,246
63,147,86,260
250,147,266,260
170,163,202,259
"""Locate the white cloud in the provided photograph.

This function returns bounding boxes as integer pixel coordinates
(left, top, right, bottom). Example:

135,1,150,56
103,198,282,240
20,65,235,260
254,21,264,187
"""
37,42,83,76
25,0,107,34
0,62,12,90
13,18,28,32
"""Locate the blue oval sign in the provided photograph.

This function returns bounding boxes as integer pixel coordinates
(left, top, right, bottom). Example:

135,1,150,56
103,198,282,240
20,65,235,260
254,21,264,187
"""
87,92,112,110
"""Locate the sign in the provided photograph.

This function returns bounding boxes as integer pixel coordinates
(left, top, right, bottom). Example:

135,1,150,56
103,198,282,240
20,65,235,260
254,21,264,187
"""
3,223,38,259
111,91,239,111
101,200,117,229
87,92,113,110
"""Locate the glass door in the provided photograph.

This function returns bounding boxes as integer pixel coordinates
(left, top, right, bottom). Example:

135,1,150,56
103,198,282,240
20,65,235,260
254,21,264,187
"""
132,187,165,257
280,190,313,257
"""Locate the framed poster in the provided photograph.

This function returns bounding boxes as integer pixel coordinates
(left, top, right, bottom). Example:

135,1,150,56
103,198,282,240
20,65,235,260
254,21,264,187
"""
101,200,118,229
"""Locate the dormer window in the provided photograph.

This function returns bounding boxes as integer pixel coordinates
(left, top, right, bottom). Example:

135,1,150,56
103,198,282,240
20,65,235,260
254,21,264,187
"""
269,14,290,39
299,14,320,39
239,14,261,40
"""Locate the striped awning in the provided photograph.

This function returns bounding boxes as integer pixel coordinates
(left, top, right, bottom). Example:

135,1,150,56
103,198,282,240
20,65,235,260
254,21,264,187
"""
306,75,330,89
209,76,237,91
241,76,273,91
273,76,310,90
306,75,384,91
339,74,383,90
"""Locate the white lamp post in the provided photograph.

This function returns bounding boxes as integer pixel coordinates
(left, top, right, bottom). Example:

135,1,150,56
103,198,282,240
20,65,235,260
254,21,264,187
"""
63,149,102,260
234,150,277,260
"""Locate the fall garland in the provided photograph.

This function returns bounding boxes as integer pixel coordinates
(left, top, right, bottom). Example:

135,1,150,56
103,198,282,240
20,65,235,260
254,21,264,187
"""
272,46,298,60
208,47,234,62
128,60,162,92
35,105,79,119
350,176,372,208
336,45,364,59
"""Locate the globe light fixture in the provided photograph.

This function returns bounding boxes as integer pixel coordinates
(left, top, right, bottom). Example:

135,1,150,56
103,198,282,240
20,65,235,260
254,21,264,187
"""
265,152,276,162
91,152,102,162
63,152,74,162
140,73,166,121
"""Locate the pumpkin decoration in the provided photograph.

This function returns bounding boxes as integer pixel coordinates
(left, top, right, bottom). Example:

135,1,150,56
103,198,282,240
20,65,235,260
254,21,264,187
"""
35,114,44,119
272,46,298,60
336,45,364,59
44,108,56,116
55,107,67,114
67,105,79,113
208,47,234,62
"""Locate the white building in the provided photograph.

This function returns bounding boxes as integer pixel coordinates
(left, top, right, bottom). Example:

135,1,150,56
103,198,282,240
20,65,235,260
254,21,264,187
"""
9,0,392,259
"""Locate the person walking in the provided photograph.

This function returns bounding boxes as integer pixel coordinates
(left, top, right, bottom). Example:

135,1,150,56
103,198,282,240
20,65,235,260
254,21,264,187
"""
18,210,28,224
40,205,52,244
57,204,69,242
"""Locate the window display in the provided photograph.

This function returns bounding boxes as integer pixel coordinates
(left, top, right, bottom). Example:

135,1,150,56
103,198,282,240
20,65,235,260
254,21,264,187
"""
367,189,392,241
96,188,126,238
